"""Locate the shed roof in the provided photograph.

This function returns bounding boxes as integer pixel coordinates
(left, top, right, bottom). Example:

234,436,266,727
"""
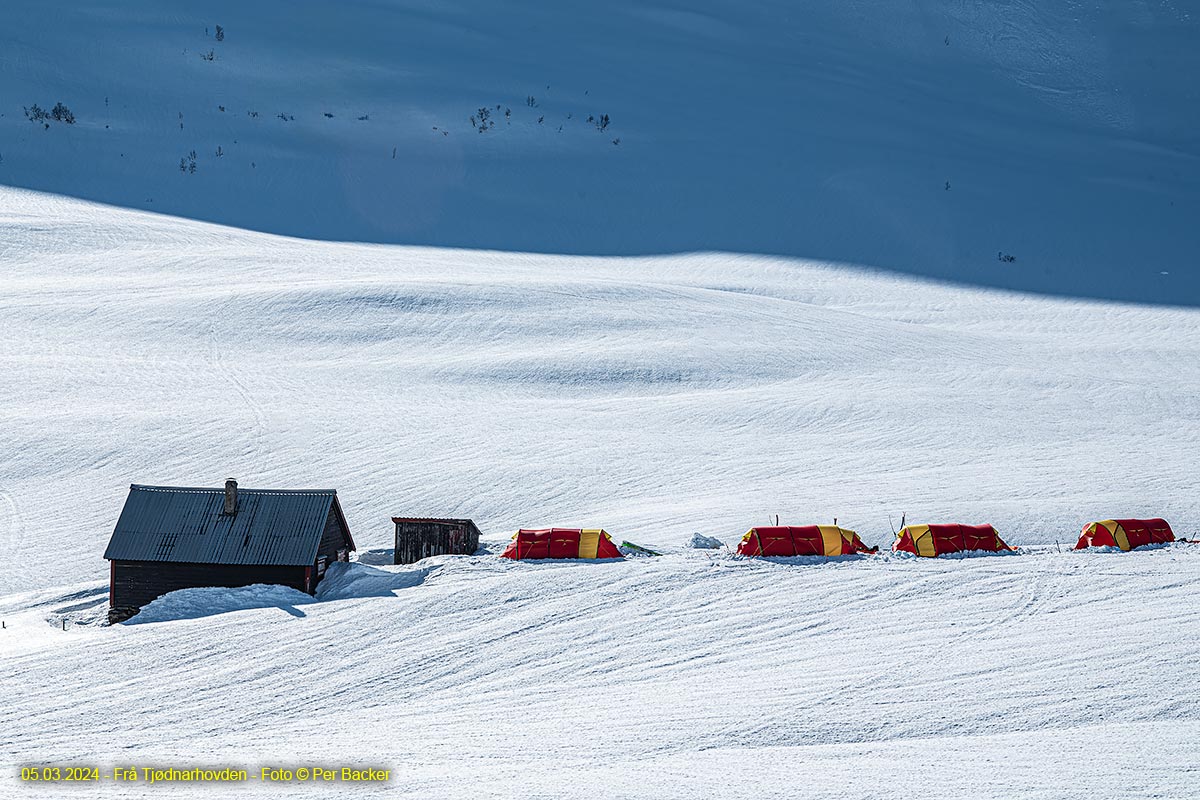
104,484,353,566
391,517,479,528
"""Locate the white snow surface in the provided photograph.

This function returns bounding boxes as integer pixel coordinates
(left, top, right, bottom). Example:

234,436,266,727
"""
2,186,1199,597
4,2,1200,795
1,187,1200,797
4,547,1200,798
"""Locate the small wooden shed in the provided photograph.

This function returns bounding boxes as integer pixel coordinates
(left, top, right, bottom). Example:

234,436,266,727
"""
392,517,481,564
104,479,354,623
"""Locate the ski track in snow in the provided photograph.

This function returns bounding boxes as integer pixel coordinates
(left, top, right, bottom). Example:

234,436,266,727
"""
1,548,1199,799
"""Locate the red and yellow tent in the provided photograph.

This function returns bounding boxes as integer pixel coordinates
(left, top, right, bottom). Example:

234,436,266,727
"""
1075,518,1174,551
501,528,623,560
737,525,874,557
893,524,1013,557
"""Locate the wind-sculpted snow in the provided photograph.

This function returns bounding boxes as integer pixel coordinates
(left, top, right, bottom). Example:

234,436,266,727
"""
114,563,438,623
1,1,1197,302
126,584,316,624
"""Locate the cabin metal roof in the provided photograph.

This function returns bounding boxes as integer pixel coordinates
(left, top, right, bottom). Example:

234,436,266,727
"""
104,484,348,566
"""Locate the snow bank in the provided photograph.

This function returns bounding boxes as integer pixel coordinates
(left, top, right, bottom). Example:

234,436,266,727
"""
315,562,435,601
117,563,437,625
687,533,724,549
125,584,314,624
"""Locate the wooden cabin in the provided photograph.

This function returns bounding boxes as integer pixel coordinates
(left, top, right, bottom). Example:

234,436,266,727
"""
392,517,481,564
104,479,354,623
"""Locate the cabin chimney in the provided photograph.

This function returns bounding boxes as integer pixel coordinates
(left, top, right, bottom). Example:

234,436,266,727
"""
224,478,238,515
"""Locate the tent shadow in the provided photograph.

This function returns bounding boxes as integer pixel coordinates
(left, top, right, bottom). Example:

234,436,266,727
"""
500,556,627,567
750,553,874,567
890,549,1025,561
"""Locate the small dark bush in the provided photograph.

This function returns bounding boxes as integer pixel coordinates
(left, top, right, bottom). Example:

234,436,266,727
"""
50,103,75,124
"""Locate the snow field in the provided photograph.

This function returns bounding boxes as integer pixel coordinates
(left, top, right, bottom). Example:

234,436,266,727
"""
2,187,1199,597
2,544,1199,798
3,1,1199,795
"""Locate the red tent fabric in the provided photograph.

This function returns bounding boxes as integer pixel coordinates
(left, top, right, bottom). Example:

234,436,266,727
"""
892,524,1014,557
500,528,624,560
737,525,874,557
1075,518,1175,551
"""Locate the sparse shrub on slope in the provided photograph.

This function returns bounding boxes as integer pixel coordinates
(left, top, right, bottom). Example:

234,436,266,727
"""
23,104,48,123
24,102,75,129
50,103,75,124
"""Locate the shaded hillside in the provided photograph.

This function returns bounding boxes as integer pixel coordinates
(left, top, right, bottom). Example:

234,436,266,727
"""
1,1,1197,302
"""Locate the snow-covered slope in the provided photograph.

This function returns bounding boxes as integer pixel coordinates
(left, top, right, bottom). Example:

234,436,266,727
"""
2,178,1200,796
2,1,1198,302
5,3,1199,795
1,186,1199,597
4,545,1200,799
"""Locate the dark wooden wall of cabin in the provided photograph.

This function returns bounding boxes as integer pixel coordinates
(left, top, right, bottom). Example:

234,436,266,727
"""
394,521,480,564
318,508,351,561
110,561,308,620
